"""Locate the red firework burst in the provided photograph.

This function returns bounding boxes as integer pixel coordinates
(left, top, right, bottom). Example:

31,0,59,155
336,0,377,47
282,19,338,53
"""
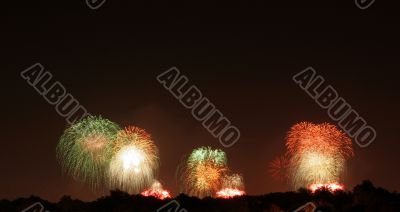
269,154,290,181
286,122,353,158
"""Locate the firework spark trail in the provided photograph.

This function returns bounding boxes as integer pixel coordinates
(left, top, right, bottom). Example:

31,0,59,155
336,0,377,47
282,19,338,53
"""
291,151,344,188
109,126,159,193
221,174,244,190
180,147,228,198
56,116,121,188
285,122,353,190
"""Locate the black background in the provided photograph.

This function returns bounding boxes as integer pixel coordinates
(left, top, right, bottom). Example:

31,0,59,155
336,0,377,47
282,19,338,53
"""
2,1,399,201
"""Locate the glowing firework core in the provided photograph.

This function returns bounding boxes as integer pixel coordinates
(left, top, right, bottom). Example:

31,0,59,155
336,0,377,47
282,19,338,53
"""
119,146,145,173
109,126,159,193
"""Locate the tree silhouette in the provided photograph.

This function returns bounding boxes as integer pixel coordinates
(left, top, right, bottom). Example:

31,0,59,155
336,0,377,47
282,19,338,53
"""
2,181,399,212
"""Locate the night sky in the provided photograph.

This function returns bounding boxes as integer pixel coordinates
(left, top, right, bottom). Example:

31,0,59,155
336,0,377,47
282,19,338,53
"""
2,1,400,202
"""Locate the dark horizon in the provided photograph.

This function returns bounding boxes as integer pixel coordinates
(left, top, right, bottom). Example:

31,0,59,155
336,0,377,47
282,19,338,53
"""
2,0,400,202
2,180,399,212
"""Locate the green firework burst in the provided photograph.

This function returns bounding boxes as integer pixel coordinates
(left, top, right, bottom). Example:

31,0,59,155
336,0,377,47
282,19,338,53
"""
56,115,121,189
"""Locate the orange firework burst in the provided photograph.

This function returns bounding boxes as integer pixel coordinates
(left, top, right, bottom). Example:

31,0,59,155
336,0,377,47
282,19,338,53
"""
286,122,353,158
180,147,228,198
279,122,353,190
141,180,171,200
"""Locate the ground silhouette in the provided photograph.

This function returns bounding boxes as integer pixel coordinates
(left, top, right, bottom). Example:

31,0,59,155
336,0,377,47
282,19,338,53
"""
1,181,399,212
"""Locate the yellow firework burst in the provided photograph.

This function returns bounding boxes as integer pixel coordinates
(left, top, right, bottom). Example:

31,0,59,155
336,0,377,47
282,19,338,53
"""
108,126,159,193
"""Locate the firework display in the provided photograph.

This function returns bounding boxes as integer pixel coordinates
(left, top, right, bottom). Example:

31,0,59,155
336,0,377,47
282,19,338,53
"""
57,117,159,194
179,147,246,198
180,147,228,198
141,180,171,200
280,122,354,190
109,126,159,193
57,117,351,197
56,116,121,188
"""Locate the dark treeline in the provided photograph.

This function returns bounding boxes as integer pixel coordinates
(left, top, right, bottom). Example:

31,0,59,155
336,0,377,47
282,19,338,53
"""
1,181,399,212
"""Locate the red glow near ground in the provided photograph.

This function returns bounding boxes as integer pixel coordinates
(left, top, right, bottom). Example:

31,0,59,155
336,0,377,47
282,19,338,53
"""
308,183,344,193
216,188,245,199
141,189,171,200
141,181,171,200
